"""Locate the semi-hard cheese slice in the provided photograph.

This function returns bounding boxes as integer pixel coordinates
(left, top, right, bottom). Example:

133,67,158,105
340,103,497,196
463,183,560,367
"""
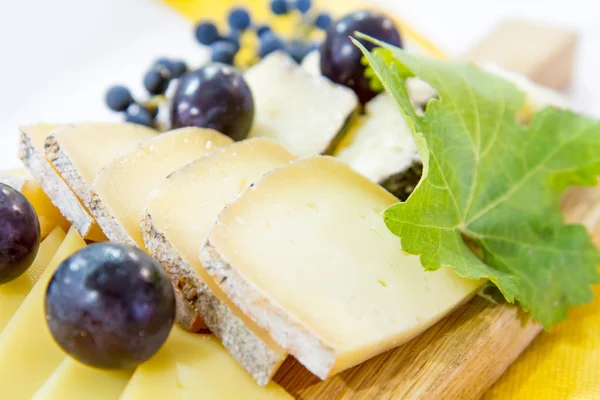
246,51,358,157
18,125,105,241
89,127,232,247
45,122,157,207
0,227,86,400
120,328,292,400
201,156,482,379
32,358,132,400
143,138,293,385
0,226,65,332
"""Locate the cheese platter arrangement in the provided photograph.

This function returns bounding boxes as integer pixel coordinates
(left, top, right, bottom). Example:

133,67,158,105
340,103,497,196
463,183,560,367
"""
0,0,598,399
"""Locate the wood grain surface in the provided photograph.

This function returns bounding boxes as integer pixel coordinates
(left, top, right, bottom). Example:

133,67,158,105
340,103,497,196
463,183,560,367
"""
273,20,588,400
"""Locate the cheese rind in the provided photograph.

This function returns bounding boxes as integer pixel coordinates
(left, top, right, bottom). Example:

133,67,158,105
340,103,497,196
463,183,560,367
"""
18,125,105,241
89,127,232,247
45,122,157,207
246,51,358,157
32,358,132,400
120,328,292,400
201,156,482,379
0,227,86,400
143,138,292,384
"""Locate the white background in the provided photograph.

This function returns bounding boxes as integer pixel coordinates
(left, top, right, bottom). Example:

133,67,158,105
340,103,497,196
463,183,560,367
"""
0,0,598,170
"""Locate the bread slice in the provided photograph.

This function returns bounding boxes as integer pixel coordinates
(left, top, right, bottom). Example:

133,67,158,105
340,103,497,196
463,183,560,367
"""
18,125,105,241
143,138,293,384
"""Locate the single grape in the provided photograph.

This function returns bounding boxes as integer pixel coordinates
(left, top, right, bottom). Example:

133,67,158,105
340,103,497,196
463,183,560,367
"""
195,21,220,45
259,32,285,58
315,13,332,30
270,0,289,15
125,104,154,128
228,7,251,31
286,41,313,63
170,63,254,141
256,25,272,38
170,60,188,79
222,29,241,51
143,66,171,95
211,41,238,65
45,243,175,370
0,184,40,285
295,0,312,14
105,85,134,112
320,10,402,104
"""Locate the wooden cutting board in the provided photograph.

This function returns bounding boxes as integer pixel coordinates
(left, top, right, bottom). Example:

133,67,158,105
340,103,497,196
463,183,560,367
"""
269,20,585,400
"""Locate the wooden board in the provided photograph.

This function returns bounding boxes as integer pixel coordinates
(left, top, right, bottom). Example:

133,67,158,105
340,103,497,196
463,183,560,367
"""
271,20,586,400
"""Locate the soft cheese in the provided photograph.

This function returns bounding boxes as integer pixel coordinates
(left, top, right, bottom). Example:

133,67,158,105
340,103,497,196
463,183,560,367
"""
0,226,65,332
89,127,232,247
143,138,292,384
32,358,132,400
246,51,358,156
201,156,482,379
120,328,292,400
45,122,157,207
0,227,85,400
18,124,105,241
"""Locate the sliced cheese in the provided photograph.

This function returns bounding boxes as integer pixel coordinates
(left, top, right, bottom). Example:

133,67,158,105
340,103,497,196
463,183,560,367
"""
45,122,157,207
0,227,86,400
32,358,132,400
0,226,65,332
143,138,292,384
201,156,482,379
90,127,232,247
18,124,105,241
246,51,358,157
120,328,292,400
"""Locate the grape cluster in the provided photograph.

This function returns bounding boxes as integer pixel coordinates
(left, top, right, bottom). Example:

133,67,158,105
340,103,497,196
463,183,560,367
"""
105,57,189,128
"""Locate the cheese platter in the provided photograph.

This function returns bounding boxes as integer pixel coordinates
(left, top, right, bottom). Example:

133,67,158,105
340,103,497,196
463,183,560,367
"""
0,0,597,399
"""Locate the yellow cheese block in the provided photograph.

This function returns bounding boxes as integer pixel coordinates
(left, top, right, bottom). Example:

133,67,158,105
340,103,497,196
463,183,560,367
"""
201,156,482,379
0,226,66,332
32,358,133,400
0,227,86,400
90,127,232,247
120,328,292,400
22,181,71,238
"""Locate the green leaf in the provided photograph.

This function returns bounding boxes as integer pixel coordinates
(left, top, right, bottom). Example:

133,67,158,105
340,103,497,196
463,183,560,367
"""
354,36,600,329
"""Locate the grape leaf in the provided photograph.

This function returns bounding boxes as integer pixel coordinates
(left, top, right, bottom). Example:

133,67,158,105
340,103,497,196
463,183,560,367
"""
355,37,600,329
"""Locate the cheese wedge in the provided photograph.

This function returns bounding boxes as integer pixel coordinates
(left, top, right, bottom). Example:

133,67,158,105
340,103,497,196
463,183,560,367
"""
18,124,105,241
246,51,358,156
0,227,86,400
32,358,133,400
0,226,65,332
143,138,292,384
45,122,157,207
120,328,292,400
201,156,482,379
89,127,232,247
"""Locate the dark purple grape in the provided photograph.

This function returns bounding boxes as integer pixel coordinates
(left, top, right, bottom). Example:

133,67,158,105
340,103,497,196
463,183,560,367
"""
320,10,402,104
170,63,254,141
45,243,175,369
0,183,40,285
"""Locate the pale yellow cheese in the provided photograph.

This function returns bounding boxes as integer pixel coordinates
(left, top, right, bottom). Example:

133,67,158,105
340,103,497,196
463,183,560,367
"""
90,127,232,247
201,156,482,379
0,227,86,400
0,226,65,332
32,358,133,400
47,122,158,206
120,328,292,400
144,138,293,382
21,181,71,238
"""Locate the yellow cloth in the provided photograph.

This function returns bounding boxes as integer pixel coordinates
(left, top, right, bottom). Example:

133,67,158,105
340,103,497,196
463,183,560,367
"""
163,1,600,398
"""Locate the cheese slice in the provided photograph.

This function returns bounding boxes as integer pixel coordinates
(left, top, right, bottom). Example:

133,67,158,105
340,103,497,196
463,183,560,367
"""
0,227,86,400
89,127,232,247
246,51,358,157
201,156,482,379
143,138,292,384
120,328,292,400
45,122,157,207
0,226,65,332
18,124,105,241
32,358,132,400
